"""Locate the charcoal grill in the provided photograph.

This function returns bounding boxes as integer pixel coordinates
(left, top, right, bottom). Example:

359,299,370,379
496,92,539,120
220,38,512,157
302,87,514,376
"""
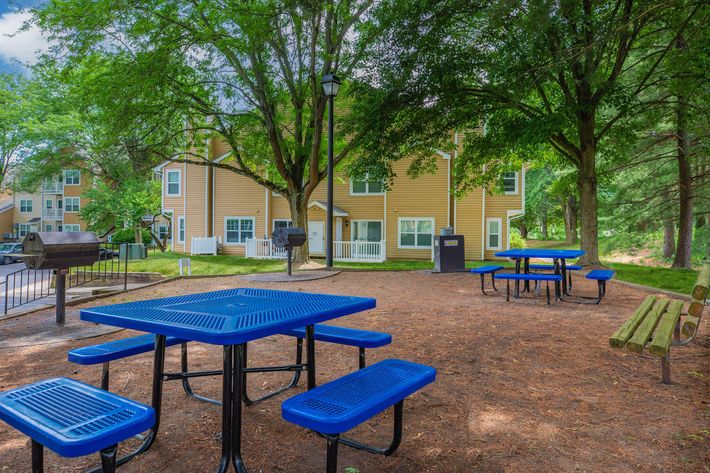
22,232,100,323
271,227,307,275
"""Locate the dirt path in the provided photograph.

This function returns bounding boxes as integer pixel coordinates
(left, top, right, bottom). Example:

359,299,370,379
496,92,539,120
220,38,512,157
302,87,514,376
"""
0,271,708,472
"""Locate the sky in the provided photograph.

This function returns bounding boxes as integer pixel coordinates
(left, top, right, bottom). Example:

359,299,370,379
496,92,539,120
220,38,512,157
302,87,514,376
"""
0,0,49,74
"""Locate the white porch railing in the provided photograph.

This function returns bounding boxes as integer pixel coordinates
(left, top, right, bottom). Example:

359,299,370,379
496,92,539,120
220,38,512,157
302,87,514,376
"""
42,209,63,220
191,236,218,255
246,238,288,259
245,238,385,263
334,240,386,262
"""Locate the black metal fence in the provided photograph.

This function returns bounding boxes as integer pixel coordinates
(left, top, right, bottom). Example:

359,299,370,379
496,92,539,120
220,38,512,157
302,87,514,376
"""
3,242,129,315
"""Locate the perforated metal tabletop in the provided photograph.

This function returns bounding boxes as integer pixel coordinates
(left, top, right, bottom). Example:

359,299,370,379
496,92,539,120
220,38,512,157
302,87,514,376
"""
80,288,377,345
495,249,585,259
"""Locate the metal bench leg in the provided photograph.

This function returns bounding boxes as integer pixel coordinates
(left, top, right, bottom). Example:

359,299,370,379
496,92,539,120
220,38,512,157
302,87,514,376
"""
568,270,573,291
595,281,604,304
546,282,551,305
326,434,340,473
31,440,43,473
506,280,510,302
241,338,304,406
180,342,222,406
480,274,486,294
491,274,498,291
101,362,110,391
359,347,366,369
100,445,118,473
337,400,403,456
661,352,671,384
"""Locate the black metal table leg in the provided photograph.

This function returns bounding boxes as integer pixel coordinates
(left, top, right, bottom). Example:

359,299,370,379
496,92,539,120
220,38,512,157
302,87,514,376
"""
232,344,247,473
217,345,233,473
306,324,316,389
561,259,569,295
514,259,521,296
523,258,530,292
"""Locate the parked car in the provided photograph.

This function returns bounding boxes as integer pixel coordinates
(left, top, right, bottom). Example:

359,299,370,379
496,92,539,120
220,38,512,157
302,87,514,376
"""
0,242,23,265
98,247,119,260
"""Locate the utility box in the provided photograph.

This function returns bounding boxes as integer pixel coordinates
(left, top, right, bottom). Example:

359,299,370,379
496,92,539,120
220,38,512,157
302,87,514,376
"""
433,234,465,273
119,243,147,260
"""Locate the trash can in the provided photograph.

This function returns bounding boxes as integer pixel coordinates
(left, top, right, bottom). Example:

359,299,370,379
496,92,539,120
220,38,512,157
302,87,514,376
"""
433,234,465,273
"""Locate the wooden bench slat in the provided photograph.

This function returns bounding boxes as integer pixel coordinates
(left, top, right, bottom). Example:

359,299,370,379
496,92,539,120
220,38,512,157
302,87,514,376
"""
609,295,656,348
625,298,670,353
648,300,684,357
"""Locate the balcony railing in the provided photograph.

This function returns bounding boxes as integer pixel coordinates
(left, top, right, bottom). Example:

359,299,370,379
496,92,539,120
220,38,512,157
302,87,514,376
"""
41,181,63,193
42,209,63,220
245,238,386,263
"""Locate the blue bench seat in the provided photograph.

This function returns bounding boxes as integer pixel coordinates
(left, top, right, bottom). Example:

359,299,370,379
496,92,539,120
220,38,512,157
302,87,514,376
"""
0,377,154,472
529,264,582,271
494,273,562,304
281,324,391,349
586,269,615,281
282,359,435,471
470,266,504,294
68,334,186,365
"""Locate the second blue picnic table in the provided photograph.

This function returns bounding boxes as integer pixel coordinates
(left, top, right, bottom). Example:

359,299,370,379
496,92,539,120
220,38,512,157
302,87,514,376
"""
80,287,376,473
495,248,585,296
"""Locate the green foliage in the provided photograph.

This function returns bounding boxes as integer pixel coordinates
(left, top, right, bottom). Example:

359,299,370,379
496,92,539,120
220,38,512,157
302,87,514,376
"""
111,228,151,245
509,229,526,249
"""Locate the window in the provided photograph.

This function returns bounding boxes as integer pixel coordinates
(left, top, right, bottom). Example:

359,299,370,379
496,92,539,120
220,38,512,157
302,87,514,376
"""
398,218,434,248
45,200,53,209
57,225,63,232
352,220,383,242
18,224,31,237
486,218,502,250
166,170,181,196
158,225,169,240
19,199,33,213
273,219,292,230
177,216,185,243
225,217,255,245
57,199,63,209
350,174,384,195
45,224,53,232
64,169,81,185
502,172,518,194
63,224,80,232
65,197,80,212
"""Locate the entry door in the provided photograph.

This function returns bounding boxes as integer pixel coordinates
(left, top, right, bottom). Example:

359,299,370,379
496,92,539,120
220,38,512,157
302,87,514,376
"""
308,221,324,254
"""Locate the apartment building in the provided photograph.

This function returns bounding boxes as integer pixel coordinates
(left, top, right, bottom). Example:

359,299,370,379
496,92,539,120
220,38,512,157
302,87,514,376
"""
156,137,525,262
9,168,91,238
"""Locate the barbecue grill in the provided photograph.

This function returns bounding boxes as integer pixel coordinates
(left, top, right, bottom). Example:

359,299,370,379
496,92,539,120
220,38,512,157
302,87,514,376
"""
271,227,307,275
22,232,100,323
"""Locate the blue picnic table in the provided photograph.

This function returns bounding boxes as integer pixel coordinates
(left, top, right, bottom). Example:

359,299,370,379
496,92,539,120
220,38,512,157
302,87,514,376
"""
495,248,585,296
80,288,376,473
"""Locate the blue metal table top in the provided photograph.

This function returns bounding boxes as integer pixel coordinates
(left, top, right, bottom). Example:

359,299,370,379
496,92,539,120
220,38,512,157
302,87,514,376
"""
80,288,376,345
495,249,585,259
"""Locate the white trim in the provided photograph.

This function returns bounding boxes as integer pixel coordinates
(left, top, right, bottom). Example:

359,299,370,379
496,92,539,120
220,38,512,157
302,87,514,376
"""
349,173,385,196
503,171,519,195
264,188,270,238
397,217,435,249
223,216,256,246
485,217,502,251
446,157,451,227
177,216,186,243
481,188,486,259
162,208,174,251
211,167,216,237
307,200,348,216
272,218,292,229
64,196,80,213
214,151,232,163
63,169,81,186
153,161,171,172
350,219,384,242
453,132,459,234
204,140,209,236
166,169,182,196
435,150,451,160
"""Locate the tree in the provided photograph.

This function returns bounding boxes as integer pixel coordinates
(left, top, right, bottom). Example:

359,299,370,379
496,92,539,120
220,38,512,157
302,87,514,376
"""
34,0,376,262
353,0,703,265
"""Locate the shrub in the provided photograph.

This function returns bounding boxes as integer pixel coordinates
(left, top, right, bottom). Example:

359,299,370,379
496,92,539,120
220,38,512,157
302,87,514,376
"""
510,228,526,249
111,227,151,245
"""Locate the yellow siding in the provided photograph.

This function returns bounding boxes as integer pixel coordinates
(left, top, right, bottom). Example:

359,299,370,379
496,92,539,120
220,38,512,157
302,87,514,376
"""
162,162,186,252
483,170,524,259
184,159,208,253
0,207,13,235
385,156,450,260
456,188,485,260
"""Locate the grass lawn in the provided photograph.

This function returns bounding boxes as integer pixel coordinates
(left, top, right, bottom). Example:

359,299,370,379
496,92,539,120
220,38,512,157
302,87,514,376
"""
127,251,697,294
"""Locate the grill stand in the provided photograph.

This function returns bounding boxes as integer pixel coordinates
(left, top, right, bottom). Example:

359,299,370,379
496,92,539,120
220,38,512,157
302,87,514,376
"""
55,269,68,324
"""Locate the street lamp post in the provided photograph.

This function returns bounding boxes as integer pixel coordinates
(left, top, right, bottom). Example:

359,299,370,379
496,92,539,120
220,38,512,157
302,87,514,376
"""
321,73,341,268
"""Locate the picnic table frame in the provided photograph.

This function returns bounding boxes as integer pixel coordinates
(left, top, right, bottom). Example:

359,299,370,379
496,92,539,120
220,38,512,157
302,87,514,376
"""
494,249,585,298
80,288,376,473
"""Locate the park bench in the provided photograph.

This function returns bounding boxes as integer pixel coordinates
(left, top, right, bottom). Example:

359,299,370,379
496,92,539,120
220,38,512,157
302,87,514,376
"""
281,359,435,473
585,269,615,304
470,265,504,294
529,263,582,289
609,263,708,384
494,273,562,304
0,377,154,473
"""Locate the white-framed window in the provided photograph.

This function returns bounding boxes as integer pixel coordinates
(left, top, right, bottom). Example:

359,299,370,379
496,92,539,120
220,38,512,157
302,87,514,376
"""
350,174,384,195
486,218,502,250
65,197,80,212
158,224,169,240
273,219,292,230
19,199,33,213
18,223,31,237
398,217,434,249
63,224,80,232
224,217,255,245
166,169,181,196
352,220,383,242
45,200,53,209
64,169,81,185
177,216,185,243
502,171,518,194
45,224,53,232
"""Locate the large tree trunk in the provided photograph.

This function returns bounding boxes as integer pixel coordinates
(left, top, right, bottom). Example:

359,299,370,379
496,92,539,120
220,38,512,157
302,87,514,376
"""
663,220,675,259
288,191,311,264
576,125,601,266
672,43,693,269
519,222,529,239
563,195,578,244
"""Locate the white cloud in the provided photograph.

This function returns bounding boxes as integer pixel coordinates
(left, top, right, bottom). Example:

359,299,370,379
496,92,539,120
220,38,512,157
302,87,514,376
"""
0,11,50,66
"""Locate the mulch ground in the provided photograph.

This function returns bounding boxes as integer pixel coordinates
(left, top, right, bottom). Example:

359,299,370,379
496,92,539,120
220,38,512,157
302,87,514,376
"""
0,271,708,472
